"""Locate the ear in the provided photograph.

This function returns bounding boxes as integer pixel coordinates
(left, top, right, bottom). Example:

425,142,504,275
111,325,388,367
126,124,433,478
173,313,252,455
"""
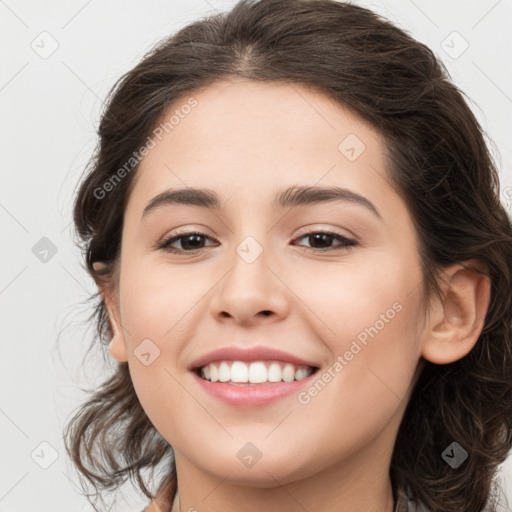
106,297,128,363
94,262,128,363
421,260,491,364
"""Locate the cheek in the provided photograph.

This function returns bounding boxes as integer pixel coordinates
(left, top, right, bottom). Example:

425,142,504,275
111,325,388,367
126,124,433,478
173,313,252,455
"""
292,249,420,348
116,263,214,436
292,252,423,422
285,296,422,474
119,258,212,342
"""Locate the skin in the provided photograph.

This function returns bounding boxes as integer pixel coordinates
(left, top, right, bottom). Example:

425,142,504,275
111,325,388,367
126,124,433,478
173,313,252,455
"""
100,79,490,512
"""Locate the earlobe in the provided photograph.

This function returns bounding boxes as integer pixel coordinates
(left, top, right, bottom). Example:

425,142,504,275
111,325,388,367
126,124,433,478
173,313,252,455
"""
108,317,128,362
92,261,127,362
102,289,128,363
421,260,491,365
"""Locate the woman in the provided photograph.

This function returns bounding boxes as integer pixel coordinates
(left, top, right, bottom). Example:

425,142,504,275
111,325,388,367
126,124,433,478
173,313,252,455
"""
64,1,512,511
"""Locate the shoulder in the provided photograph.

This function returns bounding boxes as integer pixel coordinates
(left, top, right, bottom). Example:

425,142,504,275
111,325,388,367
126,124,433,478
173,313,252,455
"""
142,475,177,512
143,499,164,512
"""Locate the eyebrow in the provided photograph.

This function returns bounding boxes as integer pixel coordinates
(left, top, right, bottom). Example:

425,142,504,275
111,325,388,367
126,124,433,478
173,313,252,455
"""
141,185,382,220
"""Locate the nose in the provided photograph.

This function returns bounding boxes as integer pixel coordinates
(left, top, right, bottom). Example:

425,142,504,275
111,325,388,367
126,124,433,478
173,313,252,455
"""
209,244,290,327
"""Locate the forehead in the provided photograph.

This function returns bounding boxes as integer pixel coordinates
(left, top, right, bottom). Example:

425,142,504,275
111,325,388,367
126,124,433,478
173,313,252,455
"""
126,79,390,213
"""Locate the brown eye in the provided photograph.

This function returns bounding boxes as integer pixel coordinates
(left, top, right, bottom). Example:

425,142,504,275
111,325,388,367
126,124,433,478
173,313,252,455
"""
292,231,357,252
157,230,357,255
158,232,218,253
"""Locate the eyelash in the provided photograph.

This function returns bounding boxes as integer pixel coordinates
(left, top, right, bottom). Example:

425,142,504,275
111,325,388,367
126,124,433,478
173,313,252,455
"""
156,229,358,254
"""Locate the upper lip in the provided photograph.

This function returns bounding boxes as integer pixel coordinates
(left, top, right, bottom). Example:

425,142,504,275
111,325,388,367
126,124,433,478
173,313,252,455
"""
189,346,320,370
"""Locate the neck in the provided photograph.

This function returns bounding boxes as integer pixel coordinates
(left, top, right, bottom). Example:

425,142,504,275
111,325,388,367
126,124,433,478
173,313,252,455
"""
171,484,395,512
170,430,398,512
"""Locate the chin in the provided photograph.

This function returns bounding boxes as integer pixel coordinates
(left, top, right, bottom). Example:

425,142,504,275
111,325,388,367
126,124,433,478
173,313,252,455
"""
194,450,313,488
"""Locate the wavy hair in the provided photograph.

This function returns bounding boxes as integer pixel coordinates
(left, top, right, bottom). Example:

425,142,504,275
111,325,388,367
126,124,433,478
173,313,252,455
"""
63,1,512,510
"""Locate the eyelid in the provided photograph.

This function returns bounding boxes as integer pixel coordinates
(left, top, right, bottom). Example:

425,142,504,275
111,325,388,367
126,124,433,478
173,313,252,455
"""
156,224,355,244
153,227,219,252
293,224,357,241
155,224,360,255
155,224,216,243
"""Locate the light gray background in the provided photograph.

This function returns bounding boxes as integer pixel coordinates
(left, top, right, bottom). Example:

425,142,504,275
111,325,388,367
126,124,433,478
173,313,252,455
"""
2,0,512,511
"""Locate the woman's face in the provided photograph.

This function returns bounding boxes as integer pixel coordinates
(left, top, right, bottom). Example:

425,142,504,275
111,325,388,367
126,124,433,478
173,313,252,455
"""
107,79,427,487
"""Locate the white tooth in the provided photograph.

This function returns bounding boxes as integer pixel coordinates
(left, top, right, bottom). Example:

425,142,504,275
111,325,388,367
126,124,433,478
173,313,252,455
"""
210,364,219,382
267,362,282,382
249,362,268,383
218,361,230,382
282,364,295,382
230,361,249,383
203,360,313,384
295,367,309,381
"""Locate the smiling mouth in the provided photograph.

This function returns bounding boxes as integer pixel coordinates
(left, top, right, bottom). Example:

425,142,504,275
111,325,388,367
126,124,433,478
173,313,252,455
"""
194,360,320,385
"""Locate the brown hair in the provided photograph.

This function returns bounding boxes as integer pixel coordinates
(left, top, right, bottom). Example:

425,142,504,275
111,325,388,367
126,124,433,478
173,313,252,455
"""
63,1,512,510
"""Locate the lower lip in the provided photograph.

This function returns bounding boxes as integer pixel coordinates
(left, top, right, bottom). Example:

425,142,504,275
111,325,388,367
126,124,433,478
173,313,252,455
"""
191,370,318,407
